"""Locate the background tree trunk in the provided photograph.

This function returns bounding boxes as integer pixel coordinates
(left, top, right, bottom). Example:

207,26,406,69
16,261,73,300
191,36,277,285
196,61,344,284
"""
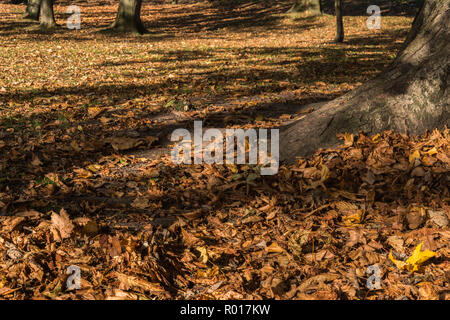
288,0,321,16
110,0,147,34
23,0,41,21
334,0,344,42
39,0,56,29
280,0,449,162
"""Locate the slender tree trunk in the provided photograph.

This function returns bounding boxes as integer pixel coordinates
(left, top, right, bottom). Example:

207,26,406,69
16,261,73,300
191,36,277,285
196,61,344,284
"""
110,0,147,34
23,0,41,21
39,0,56,29
280,0,449,162
288,0,321,16
334,0,344,42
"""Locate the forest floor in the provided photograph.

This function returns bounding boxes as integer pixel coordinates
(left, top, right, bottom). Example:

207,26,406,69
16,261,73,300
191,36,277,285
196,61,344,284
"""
0,1,448,300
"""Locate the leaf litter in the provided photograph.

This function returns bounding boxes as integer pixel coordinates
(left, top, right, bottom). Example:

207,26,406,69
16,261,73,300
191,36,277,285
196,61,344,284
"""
0,0,448,301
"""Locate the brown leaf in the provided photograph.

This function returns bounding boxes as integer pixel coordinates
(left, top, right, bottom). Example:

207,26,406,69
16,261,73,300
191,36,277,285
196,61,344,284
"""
87,107,106,118
428,210,448,228
51,209,74,240
115,272,165,293
406,207,425,230
109,236,122,258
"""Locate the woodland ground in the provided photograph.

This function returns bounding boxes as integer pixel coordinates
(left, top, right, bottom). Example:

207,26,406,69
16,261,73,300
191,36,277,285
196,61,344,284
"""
0,0,448,300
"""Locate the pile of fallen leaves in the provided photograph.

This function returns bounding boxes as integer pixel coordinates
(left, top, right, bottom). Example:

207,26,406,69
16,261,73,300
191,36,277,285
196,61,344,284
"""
0,128,448,300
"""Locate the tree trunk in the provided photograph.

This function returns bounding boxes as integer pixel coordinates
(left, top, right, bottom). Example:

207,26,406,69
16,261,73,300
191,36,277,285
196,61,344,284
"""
39,0,56,29
280,0,449,162
288,0,321,16
110,0,147,34
23,0,41,21
334,0,344,42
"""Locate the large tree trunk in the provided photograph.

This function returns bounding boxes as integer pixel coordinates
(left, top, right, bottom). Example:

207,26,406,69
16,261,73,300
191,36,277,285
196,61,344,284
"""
23,0,41,21
288,0,321,16
110,0,147,34
280,0,449,162
334,0,344,42
39,0,56,29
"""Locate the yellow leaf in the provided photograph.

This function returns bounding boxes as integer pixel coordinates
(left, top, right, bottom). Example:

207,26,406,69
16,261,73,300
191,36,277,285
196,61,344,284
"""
87,164,101,172
389,242,436,272
409,150,421,164
0,275,6,288
371,134,381,143
196,246,209,263
405,242,436,272
425,147,438,156
341,211,362,227
73,168,92,178
197,265,219,278
228,164,238,174
266,242,284,253
389,252,408,270
344,133,354,147
320,165,330,182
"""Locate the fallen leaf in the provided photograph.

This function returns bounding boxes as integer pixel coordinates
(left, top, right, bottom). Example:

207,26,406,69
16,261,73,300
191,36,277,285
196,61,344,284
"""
196,246,209,263
389,242,436,272
428,210,448,228
344,133,354,147
409,150,420,164
87,107,105,118
266,242,284,253
115,272,165,292
51,209,74,240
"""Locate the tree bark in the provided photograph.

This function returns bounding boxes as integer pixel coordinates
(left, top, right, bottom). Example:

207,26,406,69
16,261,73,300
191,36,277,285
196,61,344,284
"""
110,0,147,34
39,0,56,29
23,0,41,21
288,0,321,16
334,0,344,42
280,0,449,162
